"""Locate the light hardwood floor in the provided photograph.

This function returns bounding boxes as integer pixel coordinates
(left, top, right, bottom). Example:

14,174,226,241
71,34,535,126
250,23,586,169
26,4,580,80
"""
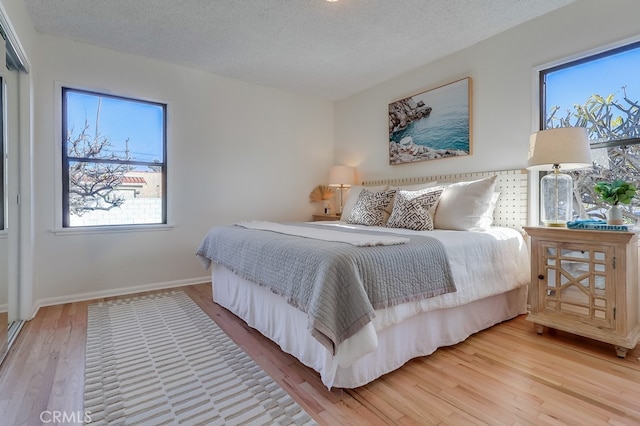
1,283,640,425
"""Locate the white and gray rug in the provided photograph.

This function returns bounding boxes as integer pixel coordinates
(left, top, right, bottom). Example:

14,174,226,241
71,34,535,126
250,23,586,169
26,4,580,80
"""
84,291,316,425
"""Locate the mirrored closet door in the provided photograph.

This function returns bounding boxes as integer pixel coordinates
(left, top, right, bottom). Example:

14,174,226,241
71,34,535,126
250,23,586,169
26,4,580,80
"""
0,66,6,360
0,26,28,364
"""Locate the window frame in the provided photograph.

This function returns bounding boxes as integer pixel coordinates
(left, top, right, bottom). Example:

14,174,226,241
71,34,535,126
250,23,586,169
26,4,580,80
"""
536,36,640,224
539,39,640,148
61,87,168,228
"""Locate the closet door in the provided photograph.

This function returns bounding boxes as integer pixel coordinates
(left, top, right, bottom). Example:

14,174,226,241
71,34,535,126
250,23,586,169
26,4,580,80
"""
0,34,25,364
0,76,7,363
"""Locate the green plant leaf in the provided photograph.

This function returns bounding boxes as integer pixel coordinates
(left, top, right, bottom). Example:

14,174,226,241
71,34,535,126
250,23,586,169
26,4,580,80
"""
594,180,637,205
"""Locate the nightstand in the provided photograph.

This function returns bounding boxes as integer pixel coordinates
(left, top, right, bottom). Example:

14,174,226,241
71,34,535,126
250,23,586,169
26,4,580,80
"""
524,226,640,357
312,213,341,222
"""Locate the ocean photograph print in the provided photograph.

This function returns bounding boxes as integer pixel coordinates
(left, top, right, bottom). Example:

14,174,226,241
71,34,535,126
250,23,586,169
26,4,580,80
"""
389,77,471,165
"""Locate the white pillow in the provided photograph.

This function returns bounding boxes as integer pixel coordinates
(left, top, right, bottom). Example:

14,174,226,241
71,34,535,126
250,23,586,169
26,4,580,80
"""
479,191,500,229
388,181,439,191
434,175,498,231
340,185,387,221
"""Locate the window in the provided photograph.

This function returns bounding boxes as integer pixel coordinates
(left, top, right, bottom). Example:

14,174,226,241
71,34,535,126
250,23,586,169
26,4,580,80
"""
62,88,166,227
540,40,640,223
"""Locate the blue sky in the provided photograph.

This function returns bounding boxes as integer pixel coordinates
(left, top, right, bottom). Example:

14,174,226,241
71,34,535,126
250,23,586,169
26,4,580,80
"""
66,90,165,164
65,45,638,161
545,45,640,129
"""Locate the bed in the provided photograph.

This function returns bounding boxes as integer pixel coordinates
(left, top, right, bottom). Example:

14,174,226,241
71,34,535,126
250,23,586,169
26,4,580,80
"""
197,169,530,389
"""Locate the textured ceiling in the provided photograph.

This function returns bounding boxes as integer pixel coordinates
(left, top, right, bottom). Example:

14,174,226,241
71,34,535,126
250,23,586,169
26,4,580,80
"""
23,0,574,100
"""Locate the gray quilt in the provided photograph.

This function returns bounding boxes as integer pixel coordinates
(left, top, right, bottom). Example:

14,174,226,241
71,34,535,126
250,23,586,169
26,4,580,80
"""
196,224,456,354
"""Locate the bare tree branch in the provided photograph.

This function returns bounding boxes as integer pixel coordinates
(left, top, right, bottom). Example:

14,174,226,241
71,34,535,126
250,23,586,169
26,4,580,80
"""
67,97,128,217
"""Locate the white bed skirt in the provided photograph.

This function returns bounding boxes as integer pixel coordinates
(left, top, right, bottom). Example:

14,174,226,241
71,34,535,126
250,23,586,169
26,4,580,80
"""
212,264,528,389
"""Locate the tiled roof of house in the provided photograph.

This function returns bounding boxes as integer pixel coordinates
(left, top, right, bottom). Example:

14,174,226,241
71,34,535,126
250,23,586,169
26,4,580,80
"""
121,176,147,184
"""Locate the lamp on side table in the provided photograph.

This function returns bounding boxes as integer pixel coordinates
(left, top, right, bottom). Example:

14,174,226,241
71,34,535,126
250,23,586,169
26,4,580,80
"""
328,165,356,215
527,127,592,227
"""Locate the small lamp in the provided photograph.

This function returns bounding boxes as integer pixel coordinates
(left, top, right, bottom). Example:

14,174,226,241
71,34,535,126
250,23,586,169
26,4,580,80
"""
328,165,356,214
527,127,592,227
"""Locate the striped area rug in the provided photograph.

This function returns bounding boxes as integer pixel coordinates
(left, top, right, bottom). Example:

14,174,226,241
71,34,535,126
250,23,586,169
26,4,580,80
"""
84,291,316,425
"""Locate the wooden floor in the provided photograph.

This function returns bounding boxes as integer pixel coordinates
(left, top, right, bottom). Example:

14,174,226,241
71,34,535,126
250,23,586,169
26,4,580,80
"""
1,283,640,425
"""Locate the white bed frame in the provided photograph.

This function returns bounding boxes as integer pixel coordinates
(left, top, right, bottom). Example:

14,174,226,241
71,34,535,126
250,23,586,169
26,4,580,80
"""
212,169,530,389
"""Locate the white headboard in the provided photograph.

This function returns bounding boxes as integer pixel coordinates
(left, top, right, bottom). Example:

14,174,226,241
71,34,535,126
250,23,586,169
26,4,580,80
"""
362,169,528,231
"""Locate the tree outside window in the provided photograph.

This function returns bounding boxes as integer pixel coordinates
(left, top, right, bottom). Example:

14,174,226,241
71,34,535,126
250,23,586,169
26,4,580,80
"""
62,88,167,227
540,40,640,224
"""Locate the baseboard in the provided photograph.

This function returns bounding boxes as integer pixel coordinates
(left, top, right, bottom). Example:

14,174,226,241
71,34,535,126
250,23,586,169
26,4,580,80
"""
30,276,211,319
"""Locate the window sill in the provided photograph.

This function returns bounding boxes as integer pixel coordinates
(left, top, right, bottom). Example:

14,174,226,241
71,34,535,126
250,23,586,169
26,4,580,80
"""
51,223,174,236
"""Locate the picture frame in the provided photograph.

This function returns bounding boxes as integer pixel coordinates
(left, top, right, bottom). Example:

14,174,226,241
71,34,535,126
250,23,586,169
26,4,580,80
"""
389,77,471,165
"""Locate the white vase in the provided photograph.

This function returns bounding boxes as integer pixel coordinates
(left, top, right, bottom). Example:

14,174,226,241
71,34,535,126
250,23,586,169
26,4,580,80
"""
607,205,623,225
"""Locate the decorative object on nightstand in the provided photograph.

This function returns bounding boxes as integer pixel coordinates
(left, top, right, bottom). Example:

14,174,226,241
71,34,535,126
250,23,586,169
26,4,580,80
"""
594,180,637,225
525,226,640,358
527,127,592,227
567,218,632,232
309,185,335,214
328,165,356,214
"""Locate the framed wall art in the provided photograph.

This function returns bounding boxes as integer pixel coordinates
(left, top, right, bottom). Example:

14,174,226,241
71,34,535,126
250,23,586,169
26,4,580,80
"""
389,77,471,165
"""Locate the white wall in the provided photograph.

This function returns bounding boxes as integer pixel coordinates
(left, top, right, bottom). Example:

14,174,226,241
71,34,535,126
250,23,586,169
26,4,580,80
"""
9,0,640,312
334,0,640,182
31,35,334,306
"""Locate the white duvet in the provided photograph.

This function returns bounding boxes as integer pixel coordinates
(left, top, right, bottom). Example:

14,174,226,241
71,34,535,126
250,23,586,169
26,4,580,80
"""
315,222,530,327
212,223,530,388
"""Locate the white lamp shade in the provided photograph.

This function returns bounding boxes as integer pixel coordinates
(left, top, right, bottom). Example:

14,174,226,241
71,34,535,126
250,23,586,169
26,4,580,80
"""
328,165,356,187
527,127,592,171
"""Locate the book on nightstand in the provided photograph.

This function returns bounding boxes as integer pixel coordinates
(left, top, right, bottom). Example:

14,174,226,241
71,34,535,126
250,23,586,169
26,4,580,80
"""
566,219,634,232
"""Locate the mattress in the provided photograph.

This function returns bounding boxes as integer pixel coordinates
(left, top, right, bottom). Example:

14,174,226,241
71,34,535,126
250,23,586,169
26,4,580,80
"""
209,224,530,388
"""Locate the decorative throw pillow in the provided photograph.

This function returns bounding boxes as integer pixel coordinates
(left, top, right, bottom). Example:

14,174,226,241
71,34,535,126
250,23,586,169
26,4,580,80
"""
434,175,497,231
347,189,396,226
340,185,387,221
387,181,439,218
386,187,444,231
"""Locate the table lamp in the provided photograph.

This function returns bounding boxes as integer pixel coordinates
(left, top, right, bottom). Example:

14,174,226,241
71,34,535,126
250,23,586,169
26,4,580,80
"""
328,165,356,214
527,127,592,227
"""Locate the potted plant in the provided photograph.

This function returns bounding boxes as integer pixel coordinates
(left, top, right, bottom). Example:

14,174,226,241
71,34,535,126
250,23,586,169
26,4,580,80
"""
593,180,637,224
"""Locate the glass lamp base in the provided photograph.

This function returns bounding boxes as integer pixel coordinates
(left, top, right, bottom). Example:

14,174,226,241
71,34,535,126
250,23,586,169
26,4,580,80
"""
540,170,573,227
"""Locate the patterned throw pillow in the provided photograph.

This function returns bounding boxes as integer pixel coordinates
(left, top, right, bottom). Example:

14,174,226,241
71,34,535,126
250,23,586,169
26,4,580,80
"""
347,189,396,226
385,187,444,231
